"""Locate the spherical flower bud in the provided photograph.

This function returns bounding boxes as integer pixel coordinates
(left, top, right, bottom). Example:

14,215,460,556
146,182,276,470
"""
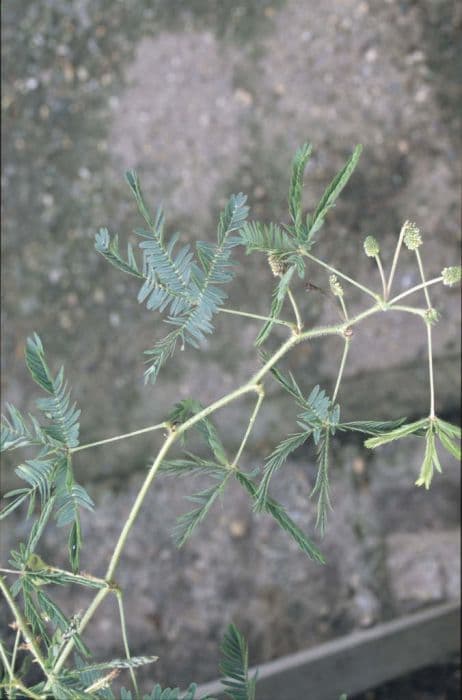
425,308,440,325
329,274,344,297
267,252,286,277
363,235,380,257
402,221,422,250
441,266,462,287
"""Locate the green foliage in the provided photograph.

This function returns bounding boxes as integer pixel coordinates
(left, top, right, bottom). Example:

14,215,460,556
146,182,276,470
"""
96,173,249,382
219,624,257,700
2,141,460,699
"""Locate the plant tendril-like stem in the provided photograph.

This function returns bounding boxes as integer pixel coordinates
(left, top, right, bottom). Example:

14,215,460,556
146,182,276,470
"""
232,389,265,469
287,287,303,330
301,250,379,301
220,307,293,328
332,338,351,403
117,592,139,698
70,423,167,453
388,276,443,305
386,222,406,298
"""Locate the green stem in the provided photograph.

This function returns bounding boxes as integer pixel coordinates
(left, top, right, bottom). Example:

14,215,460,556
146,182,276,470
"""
0,638,13,681
231,388,265,469
10,627,20,679
220,307,293,329
50,303,384,679
388,304,427,318
375,255,387,299
415,249,432,309
427,322,436,418
70,423,167,454
287,288,303,330
388,276,443,305
0,578,50,682
301,250,379,301
338,295,349,321
415,249,436,419
386,221,407,298
117,592,139,698
332,338,351,403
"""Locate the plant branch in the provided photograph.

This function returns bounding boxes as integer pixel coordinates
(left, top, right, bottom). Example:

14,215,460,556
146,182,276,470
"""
231,388,265,469
220,307,294,329
375,255,387,299
332,337,351,403
388,276,443,305
287,287,303,331
70,423,167,453
414,249,436,419
0,638,13,681
300,250,379,301
49,302,385,679
386,221,406,297
0,578,50,682
117,591,139,698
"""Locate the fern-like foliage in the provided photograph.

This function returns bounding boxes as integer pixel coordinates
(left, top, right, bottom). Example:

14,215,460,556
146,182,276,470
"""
288,142,313,238
256,265,296,346
173,472,231,548
25,333,81,448
219,624,257,700
1,335,92,571
95,171,249,382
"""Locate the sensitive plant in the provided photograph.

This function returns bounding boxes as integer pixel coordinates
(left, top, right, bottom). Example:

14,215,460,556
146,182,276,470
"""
0,142,460,699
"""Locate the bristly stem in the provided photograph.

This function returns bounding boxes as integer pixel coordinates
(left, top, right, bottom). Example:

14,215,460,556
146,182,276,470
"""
332,337,351,403
70,422,167,453
375,255,387,299
0,638,13,682
287,287,303,331
388,276,443,305
220,307,294,329
0,577,51,682
415,249,436,419
301,250,379,301
0,639,42,700
386,222,406,298
117,591,139,697
231,387,265,469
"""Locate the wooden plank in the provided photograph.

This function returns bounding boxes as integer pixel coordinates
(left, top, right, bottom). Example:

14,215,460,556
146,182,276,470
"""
196,602,460,699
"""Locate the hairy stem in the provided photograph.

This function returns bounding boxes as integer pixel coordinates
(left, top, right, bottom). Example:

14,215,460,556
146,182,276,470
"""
386,222,406,298
70,423,167,453
375,255,387,299
301,250,379,301
332,338,351,403
287,287,303,331
388,276,443,305
0,638,13,681
220,307,293,329
415,249,432,309
231,388,265,469
117,592,139,698
0,578,50,682
414,249,436,418
50,302,385,678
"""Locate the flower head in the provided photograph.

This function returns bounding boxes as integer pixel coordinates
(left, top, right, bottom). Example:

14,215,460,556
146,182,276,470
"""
329,274,344,297
363,235,380,257
441,266,462,287
402,221,422,250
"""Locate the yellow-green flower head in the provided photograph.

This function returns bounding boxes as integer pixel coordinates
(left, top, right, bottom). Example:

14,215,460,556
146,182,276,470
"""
329,274,344,297
402,221,422,250
425,308,440,325
441,266,462,287
363,235,380,257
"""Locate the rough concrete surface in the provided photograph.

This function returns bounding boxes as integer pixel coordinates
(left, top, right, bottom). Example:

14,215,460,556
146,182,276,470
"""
1,0,461,692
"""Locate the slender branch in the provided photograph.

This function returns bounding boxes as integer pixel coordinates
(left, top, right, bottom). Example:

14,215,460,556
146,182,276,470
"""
0,638,13,681
338,295,349,321
231,388,265,469
0,578,50,681
386,222,406,297
50,303,385,679
388,276,443,305
117,592,139,698
220,307,293,329
415,250,432,309
70,423,167,454
300,250,380,301
10,627,20,678
49,587,110,681
426,322,436,419
332,338,351,403
414,249,436,419
389,304,427,318
287,288,303,331
375,255,387,299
